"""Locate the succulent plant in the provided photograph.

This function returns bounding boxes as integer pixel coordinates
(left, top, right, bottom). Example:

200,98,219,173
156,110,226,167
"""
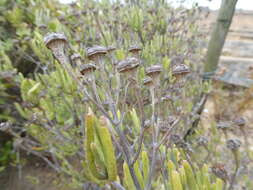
3,0,250,189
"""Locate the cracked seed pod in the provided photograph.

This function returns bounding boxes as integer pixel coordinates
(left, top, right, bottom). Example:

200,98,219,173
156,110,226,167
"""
38,24,47,30
128,45,142,58
44,33,68,64
216,121,231,130
0,122,11,132
145,65,162,86
116,57,139,74
167,116,176,126
87,46,107,62
233,117,246,128
144,119,151,128
70,53,82,67
143,77,153,88
161,94,173,102
211,164,228,182
106,46,116,53
172,64,190,83
80,63,97,76
171,134,182,145
145,65,162,78
158,118,169,133
197,136,208,147
226,139,241,150
177,142,193,153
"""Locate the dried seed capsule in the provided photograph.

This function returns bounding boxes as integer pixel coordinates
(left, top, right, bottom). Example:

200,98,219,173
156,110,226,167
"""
128,45,142,58
172,64,190,76
226,139,241,150
197,136,208,147
0,122,11,132
145,65,162,78
87,46,107,61
70,53,82,67
143,77,153,88
44,33,68,64
177,142,193,153
144,119,151,128
171,134,182,145
216,121,231,130
167,116,177,126
44,33,67,50
38,24,47,30
172,64,190,85
145,65,162,86
158,118,169,133
116,57,139,74
106,46,116,53
161,94,173,102
233,117,246,128
211,164,228,182
128,45,142,53
80,63,97,76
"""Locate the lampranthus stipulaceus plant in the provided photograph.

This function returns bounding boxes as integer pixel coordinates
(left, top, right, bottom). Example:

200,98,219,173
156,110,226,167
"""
3,0,252,189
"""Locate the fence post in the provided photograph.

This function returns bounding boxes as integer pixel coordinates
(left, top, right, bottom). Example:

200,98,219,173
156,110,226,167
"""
204,0,238,75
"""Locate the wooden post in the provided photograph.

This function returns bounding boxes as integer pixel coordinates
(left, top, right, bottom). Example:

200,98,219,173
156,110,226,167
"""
185,0,238,141
204,0,238,75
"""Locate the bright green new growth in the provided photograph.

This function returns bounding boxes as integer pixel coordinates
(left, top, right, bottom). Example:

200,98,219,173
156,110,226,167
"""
123,162,136,190
97,116,117,181
183,160,199,190
134,161,145,189
121,146,223,190
141,151,150,185
85,111,107,180
171,171,183,190
84,110,117,184
165,148,223,190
